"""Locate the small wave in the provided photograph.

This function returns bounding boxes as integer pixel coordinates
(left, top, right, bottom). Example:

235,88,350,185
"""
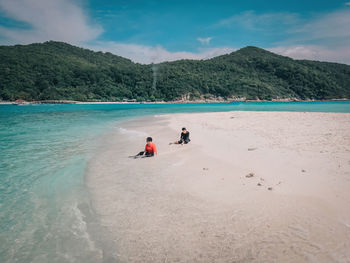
118,127,148,137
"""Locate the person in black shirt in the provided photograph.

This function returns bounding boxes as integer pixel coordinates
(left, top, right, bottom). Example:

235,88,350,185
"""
171,127,191,145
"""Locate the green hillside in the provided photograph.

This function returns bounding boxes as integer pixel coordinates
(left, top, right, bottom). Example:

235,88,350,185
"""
0,41,349,101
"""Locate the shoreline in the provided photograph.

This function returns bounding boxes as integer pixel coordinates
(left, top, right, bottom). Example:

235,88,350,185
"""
86,111,350,262
1,98,349,105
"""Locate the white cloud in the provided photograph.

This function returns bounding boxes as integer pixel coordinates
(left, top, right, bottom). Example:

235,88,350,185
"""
86,41,235,64
217,9,350,64
0,0,102,44
272,9,350,64
218,9,350,45
0,0,233,64
197,37,212,45
218,11,299,30
88,9,350,64
345,2,350,6
288,9,350,43
269,45,350,64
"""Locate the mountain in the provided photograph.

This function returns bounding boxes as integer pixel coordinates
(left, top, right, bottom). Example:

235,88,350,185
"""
0,41,349,101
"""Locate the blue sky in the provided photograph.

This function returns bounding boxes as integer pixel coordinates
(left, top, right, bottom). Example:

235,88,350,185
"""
0,0,350,64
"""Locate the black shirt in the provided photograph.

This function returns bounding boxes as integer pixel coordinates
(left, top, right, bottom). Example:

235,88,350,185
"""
181,131,190,141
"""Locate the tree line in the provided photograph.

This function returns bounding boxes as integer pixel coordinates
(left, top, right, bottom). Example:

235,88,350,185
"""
1,41,349,101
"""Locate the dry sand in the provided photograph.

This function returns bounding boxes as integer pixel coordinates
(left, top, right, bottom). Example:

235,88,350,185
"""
87,111,350,263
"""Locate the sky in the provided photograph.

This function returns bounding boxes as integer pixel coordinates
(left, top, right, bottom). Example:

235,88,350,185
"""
0,0,350,64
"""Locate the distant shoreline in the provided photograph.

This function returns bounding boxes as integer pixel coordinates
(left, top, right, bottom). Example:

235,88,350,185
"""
0,98,349,105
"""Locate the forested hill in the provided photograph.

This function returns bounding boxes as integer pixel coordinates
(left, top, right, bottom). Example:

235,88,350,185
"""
1,41,349,102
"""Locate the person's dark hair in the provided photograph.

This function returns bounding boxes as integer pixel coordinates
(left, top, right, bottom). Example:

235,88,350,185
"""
182,127,186,131
146,137,152,142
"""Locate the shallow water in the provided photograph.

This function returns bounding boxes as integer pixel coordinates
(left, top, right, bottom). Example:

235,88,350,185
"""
1,101,350,262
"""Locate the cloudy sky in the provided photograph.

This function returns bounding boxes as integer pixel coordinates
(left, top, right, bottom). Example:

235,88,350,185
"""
0,0,349,64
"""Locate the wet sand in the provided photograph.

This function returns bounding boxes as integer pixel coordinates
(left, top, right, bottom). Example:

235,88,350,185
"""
86,111,350,263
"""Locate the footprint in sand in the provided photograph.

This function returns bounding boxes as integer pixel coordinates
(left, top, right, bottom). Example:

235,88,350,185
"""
248,148,257,151
245,172,255,178
245,174,277,191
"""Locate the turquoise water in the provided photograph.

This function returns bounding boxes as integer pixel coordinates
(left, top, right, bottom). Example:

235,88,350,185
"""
1,101,350,262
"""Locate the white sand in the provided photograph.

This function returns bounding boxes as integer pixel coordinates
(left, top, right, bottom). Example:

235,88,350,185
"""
87,111,350,263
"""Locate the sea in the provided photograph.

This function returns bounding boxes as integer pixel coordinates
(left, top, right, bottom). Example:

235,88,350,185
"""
1,101,350,263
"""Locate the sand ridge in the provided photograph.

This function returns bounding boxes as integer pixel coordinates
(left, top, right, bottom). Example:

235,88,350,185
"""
87,111,350,263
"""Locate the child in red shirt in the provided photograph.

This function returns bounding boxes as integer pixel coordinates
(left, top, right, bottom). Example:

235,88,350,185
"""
133,137,157,158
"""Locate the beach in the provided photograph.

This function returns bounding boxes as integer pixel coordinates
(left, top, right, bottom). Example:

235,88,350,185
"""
86,111,350,262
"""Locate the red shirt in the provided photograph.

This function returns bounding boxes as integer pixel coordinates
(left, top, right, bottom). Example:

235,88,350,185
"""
145,142,157,154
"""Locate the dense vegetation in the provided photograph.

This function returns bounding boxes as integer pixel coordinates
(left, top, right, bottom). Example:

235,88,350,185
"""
0,41,349,101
